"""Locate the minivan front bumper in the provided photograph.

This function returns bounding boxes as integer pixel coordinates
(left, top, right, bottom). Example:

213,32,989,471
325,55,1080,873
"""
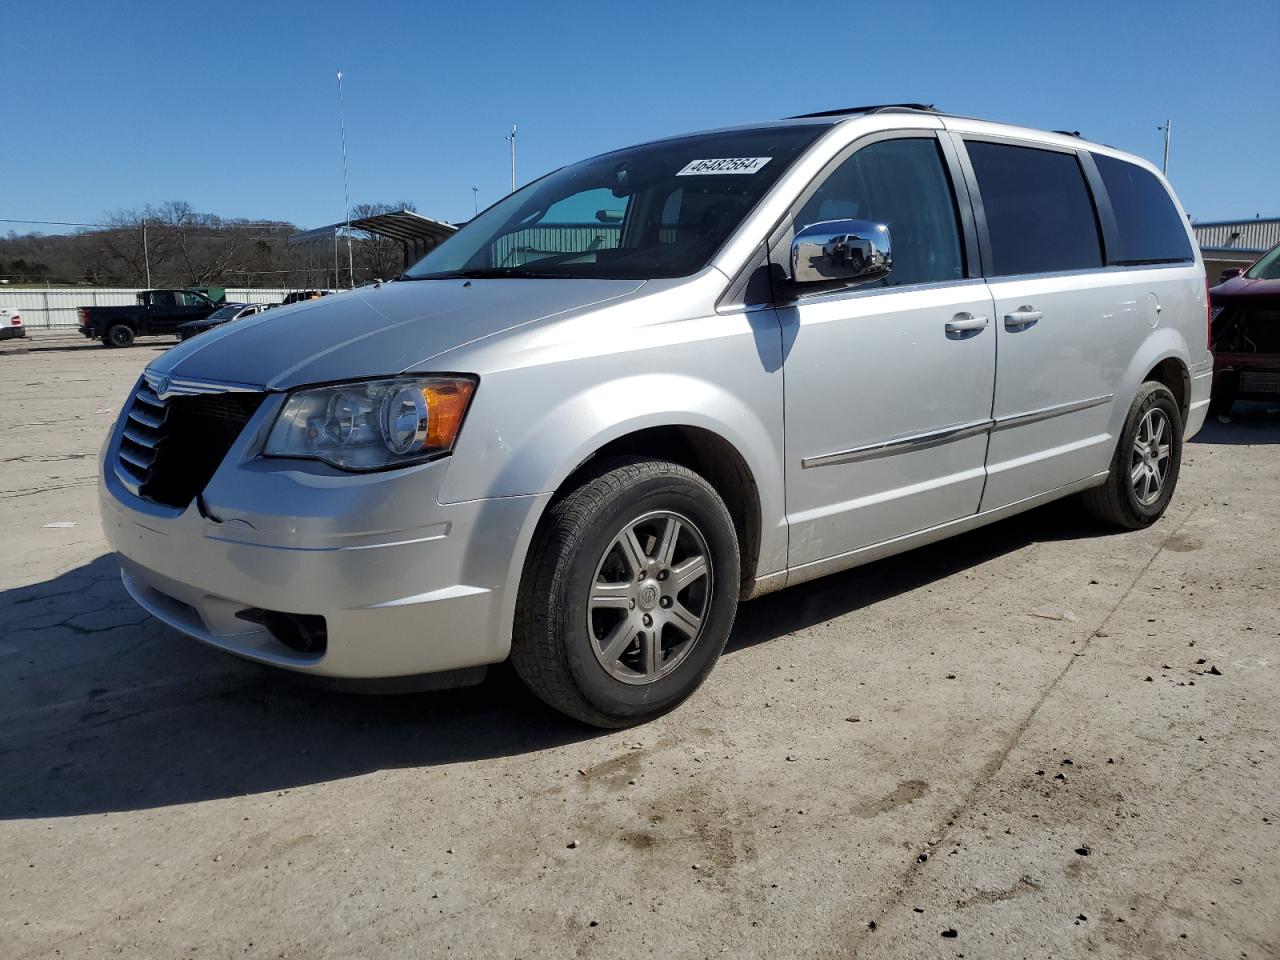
100,410,550,681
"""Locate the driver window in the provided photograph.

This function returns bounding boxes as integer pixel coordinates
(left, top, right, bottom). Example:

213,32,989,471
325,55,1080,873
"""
796,138,965,287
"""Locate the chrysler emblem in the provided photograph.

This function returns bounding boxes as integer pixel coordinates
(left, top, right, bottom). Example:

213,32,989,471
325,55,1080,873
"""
144,369,173,399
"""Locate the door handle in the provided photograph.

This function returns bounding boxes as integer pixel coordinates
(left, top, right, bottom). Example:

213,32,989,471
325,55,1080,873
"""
1004,306,1043,330
945,313,989,336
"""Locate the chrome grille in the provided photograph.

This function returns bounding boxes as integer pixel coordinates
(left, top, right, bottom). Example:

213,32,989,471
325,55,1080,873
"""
115,378,265,508
116,382,169,491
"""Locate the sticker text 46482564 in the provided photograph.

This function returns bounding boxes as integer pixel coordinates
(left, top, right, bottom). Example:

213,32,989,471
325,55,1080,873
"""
675,157,772,176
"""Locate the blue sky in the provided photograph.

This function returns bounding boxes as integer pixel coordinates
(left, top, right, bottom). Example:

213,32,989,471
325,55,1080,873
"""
4,0,1277,232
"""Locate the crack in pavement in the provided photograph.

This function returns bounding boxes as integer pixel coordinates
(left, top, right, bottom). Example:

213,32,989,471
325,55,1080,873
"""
0,454,91,464
9,478,96,498
822,506,1199,960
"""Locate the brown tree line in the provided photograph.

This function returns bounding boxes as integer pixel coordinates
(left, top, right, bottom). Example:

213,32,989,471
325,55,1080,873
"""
1,200,420,289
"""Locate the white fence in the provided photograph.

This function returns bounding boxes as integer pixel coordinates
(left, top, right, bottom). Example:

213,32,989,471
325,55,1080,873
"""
0,287,294,329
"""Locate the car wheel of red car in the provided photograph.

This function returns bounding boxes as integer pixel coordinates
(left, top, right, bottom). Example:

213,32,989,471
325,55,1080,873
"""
1208,373,1237,418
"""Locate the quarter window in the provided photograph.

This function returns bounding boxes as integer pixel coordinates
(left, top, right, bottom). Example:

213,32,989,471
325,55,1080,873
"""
966,141,1103,276
795,138,965,288
1092,153,1193,265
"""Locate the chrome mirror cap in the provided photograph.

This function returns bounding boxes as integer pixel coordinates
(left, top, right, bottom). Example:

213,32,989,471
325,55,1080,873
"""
790,219,892,289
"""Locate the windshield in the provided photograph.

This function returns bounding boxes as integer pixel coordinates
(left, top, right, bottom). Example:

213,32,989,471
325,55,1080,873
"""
405,125,826,281
206,304,245,320
1245,243,1280,281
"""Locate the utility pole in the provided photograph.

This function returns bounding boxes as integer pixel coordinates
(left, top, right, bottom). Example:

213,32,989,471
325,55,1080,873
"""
472,185,479,216
506,124,517,193
1157,119,1172,175
337,69,354,287
142,218,151,289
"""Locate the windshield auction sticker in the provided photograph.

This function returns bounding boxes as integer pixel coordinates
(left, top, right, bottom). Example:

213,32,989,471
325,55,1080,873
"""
676,157,772,176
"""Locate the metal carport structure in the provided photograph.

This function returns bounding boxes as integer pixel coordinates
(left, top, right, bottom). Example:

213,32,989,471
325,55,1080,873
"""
288,210,457,275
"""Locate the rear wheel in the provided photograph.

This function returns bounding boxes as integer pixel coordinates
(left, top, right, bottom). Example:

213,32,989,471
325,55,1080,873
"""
104,324,135,348
1081,381,1182,529
511,458,740,728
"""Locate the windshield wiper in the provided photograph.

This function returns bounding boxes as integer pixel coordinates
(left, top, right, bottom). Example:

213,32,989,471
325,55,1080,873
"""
406,268,571,281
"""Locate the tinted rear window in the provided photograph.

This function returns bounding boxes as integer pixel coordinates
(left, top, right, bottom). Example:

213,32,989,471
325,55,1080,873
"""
1093,154,1192,265
967,141,1103,276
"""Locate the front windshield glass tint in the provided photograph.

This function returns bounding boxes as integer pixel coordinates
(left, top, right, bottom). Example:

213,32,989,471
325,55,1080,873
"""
406,125,826,281
1246,243,1280,280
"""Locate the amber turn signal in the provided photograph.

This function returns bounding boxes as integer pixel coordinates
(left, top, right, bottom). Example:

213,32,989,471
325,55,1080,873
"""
423,379,476,450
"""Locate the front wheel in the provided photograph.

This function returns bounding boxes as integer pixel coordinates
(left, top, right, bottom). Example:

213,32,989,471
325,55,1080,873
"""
1081,381,1182,529
511,458,740,728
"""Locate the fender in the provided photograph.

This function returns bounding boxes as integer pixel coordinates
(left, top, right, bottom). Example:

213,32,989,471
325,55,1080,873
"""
1111,325,1192,436
453,370,788,665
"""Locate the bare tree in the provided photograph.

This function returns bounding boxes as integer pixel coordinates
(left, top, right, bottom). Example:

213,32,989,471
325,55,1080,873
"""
0,203,300,288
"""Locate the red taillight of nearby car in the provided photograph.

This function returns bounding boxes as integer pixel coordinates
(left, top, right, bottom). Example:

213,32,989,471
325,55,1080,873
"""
10,314,20,326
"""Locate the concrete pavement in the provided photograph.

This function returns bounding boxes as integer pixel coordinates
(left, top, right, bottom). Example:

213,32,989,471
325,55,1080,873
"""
2,334,1277,959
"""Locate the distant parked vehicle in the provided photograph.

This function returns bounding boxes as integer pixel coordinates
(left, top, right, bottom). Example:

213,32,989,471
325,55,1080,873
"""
78,289,222,347
0,307,26,340
177,302,269,341
280,290,334,306
1209,241,1280,415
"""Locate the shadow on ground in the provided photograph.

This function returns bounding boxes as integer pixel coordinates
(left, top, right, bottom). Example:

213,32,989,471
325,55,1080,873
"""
0,498,1117,820
1190,400,1280,445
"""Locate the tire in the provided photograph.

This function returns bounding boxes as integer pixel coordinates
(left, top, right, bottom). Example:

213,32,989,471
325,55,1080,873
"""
1081,381,1182,530
511,457,740,728
104,324,135,348
1207,372,1237,418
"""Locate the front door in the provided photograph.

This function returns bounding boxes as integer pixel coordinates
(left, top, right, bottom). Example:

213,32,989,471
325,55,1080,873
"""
779,134,997,569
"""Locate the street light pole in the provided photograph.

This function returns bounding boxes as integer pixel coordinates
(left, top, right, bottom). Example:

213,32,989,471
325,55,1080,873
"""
142,218,151,289
337,69,354,287
1157,119,1172,175
472,185,479,216
506,124,517,193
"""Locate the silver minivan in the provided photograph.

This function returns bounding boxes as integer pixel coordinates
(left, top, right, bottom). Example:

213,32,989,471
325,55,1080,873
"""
101,105,1211,726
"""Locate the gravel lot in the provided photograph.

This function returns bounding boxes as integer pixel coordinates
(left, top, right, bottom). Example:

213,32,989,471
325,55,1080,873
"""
2,332,1278,959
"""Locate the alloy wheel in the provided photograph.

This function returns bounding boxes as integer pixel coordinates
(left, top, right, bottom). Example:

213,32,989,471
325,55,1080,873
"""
1130,407,1172,506
587,510,713,685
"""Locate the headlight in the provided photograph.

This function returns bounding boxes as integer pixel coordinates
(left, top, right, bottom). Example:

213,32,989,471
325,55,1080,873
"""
264,376,476,470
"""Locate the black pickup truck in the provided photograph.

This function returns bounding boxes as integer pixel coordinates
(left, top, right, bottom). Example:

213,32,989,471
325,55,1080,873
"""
77,289,222,347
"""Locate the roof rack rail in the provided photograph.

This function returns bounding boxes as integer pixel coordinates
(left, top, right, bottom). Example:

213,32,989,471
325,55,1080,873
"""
788,103,938,119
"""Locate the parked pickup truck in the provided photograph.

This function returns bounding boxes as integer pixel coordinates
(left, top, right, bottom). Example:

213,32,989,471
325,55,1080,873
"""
77,289,222,347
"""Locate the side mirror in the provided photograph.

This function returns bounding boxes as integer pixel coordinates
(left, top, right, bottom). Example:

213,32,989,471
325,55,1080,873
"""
1219,267,1244,283
790,219,892,289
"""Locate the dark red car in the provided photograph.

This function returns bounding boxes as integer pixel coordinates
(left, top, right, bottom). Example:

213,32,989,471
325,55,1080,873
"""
1209,241,1280,415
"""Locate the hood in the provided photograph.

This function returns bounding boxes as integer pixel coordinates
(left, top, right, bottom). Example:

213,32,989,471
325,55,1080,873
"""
1211,274,1280,300
150,278,645,390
